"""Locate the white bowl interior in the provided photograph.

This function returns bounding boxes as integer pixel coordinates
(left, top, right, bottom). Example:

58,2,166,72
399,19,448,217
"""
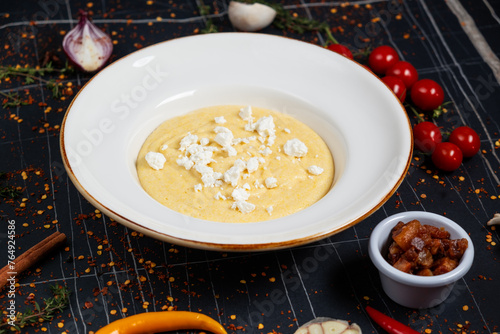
61,33,412,250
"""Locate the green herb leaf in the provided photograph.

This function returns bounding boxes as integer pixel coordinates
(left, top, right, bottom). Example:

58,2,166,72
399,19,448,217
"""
0,63,73,106
0,285,71,331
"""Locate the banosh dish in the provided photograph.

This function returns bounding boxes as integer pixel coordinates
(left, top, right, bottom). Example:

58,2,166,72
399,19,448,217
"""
60,33,412,251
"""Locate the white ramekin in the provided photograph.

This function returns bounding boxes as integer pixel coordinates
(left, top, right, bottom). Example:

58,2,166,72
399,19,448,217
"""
368,211,474,309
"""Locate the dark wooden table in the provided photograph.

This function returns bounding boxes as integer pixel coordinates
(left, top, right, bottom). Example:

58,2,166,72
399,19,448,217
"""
1,1,499,333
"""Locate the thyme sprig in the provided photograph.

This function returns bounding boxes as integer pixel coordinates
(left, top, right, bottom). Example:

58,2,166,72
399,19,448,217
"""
0,91,30,108
268,3,329,34
198,0,219,33
0,62,72,107
240,0,332,37
0,172,22,199
0,285,71,333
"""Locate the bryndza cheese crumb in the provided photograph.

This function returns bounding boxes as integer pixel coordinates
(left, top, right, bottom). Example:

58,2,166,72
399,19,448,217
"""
308,165,324,175
145,152,166,170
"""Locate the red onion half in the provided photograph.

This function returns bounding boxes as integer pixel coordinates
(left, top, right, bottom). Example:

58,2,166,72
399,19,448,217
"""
63,10,113,72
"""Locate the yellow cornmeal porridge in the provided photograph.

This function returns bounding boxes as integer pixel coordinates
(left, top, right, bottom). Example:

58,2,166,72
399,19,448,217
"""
136,105,334,223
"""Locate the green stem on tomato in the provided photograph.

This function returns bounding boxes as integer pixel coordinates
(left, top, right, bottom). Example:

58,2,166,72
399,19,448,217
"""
406,103,425,123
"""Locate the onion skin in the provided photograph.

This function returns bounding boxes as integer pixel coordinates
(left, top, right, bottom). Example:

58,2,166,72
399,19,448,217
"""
63,10,113,72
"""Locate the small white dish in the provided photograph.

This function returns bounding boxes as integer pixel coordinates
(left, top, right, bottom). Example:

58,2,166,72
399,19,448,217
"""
60,33,412,251
368,211,474,309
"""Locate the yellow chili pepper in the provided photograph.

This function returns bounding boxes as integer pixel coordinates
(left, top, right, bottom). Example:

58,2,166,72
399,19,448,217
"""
95,311,227,334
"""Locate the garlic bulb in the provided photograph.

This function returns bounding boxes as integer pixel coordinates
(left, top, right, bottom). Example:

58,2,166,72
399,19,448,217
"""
295,317,362,334
228,1,277,32
63,10,113,72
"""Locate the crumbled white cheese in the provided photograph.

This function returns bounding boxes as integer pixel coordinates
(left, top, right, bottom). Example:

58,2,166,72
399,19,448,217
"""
194,163,211,174
258,117,276,145
308,165,324,175
187,145,216,166
284,138,308,157
231,200,255,214
232,187,250,201
215,192,227,200
177,133,225,191
214,116,227,124
214,126,237,157
201,170,222,187
224,146,238,157
239,106,253,121
254,116,274,137
179,133,198,151
171,107,320,215
265,177,278,189
245,115,276,146
245,122,256,132
259,146,272,156
160,144,168,151
177,156,194,170
224,159,246,186
233,136,256,145
214,126,234,147
234,159,246,170
246,157,260,173
145,151,166,170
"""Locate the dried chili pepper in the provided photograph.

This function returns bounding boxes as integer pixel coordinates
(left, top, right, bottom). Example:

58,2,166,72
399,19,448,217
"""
95,311,227,334
365,306,419,334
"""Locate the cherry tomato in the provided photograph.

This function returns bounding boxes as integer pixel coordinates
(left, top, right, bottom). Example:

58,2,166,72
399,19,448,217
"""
432,142,463,171
368,45,400,75
449,126,480,157
385,61,419,89
326,44,353,59
411,79,445,111
381,76,406,103
413,121,442,153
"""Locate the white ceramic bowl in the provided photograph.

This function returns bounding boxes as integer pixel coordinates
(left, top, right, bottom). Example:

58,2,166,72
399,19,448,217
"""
368,211,474,309
60,33,412,251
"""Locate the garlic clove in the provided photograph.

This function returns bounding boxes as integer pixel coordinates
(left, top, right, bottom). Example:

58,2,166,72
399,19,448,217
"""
487,213,500,226
228,1,277,32
342,324,363,334
63,10,113,72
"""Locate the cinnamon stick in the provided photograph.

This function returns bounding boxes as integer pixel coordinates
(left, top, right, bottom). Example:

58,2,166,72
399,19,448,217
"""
0,231,67,290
